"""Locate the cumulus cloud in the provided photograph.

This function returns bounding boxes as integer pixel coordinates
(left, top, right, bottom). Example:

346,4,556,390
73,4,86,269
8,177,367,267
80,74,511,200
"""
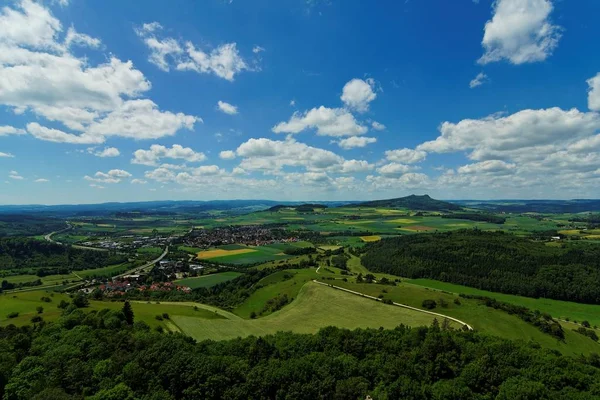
588,73,600,112
217,101,238,115
27,123,104,144
0,2,198,143
0,152,14,158
0,126,26,136
469,72,489,88
131,179,147,184
84,169,132,184
337,136,377,149
93,147,120,158
273,106,367,137
457,160,517,175
376,163,413,177
371,121,386,131
340,78,377,112
418,108,600,161
132,144,206,166
34,178,49,183
385,148,427,164
219,150,236,160
135,22,253,81
478,0,561,65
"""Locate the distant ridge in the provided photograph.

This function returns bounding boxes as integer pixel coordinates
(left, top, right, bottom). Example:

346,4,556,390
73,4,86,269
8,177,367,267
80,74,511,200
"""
267,203,328,212
353,194,462,211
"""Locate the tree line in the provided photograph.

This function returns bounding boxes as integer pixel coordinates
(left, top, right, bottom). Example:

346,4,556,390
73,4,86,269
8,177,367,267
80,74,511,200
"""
1,310,600,399
360,230,600,304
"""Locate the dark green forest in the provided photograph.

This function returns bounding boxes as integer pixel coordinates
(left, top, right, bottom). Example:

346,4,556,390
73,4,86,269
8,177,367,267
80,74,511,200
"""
0,238,127,274
361,230,600,304
1,308,600,400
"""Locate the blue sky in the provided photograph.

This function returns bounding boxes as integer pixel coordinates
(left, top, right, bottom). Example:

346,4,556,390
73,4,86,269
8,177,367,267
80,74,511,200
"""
1,0,600,204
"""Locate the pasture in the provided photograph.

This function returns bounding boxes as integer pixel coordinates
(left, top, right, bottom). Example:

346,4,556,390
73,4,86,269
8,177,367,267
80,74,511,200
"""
173,282,450,342
174,272,243,289
409,278,600,328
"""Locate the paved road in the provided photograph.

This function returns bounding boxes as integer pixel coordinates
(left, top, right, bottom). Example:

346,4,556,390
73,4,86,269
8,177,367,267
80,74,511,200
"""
115,246,169,278
44,223,71,244
312,280,473,330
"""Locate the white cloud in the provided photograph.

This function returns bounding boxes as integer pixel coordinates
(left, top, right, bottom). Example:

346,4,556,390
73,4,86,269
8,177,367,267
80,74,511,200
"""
340,160,374,173
418,108,600,161
0,152,14,158
8,170,23,180
27,122,104,144
371,121,385,131
34,178,49,183
367,172,431,190
290,99,296,107
85,100,198,140
134,23,182,71
84,169,131,184
0,126,26,136
131,178,147,184
219,150,236,160
376,162,413,176
252,45,265,54
457,160,516,175
177,42,250,81
132,144,206,166
93,147,120,158
190,165,222,176
64,26,101,49
273,106,368,137
89,183,105,189
469,72,489,88
587,73,600,112
337,136,377,149
0,2,198,144
340,78,377,112
217,101,238,115
385,148,427,164
478,0,561,65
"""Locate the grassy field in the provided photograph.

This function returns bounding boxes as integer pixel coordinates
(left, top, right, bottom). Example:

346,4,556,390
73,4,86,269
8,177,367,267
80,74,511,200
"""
0,290,224,329
331,279,599,356
173,282,450,342
77,262,134,279
174,272,243,289
409,279,600,327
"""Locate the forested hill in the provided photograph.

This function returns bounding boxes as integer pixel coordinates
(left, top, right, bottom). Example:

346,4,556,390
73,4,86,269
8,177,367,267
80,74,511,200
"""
0,238,126,273
2,313,600,399
360,230,600,304
354,194,462,211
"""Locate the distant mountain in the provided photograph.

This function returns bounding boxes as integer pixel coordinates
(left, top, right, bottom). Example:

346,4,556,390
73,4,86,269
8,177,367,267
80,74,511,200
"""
353,194,462,211
267,203,328,212
454,199,600,213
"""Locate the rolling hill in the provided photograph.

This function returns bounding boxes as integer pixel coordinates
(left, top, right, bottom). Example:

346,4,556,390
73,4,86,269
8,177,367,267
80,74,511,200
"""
353,194,462,211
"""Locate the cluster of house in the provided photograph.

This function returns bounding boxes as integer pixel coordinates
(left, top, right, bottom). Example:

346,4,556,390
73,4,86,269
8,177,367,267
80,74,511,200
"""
185,225,299,248
80,235,173,250
97,279,191,297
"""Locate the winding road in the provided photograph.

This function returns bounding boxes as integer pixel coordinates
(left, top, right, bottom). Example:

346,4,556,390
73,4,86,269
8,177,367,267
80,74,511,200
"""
115,246,170,278
312,280,473,330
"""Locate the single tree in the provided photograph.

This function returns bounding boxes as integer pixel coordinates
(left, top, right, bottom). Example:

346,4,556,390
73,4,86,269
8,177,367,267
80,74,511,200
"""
122,301,134,325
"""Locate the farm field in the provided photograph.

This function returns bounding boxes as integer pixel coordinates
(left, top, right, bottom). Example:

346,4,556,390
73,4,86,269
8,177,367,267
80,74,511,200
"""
174,272,243,289
173,282,451,342
409,278,600,327
194,242,309,265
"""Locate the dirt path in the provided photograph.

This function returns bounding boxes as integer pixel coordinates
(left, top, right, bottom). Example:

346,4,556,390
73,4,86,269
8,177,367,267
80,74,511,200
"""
130,300,242,321
312,280,473,330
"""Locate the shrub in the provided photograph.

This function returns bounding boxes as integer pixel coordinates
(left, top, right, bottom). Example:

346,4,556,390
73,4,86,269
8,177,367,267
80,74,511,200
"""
7,312,19,318
422,300,437,310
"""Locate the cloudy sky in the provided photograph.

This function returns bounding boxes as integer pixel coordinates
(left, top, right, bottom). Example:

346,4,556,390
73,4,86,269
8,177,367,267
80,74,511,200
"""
1,0,600,204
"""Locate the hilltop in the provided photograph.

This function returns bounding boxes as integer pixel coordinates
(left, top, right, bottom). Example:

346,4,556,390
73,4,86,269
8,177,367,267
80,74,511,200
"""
353,194,462,211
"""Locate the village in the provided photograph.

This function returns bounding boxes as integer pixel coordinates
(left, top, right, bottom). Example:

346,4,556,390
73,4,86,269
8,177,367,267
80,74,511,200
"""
183,225,299,248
